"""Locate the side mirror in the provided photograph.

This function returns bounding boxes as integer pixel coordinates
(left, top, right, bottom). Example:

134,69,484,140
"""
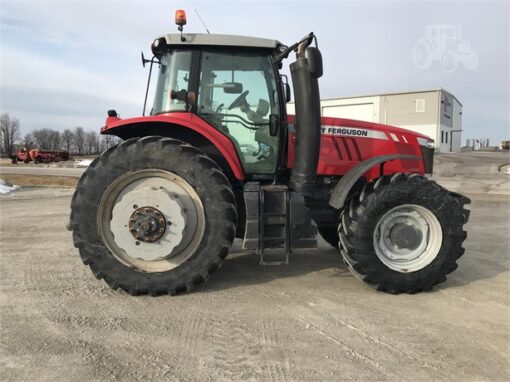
223,82,243,94
306,47,323,78
280,74,292,103
269,114,278,136
284,83,291,103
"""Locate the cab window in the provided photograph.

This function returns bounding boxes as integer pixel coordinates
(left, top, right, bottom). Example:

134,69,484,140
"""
152,50,192,114
198,51,280,174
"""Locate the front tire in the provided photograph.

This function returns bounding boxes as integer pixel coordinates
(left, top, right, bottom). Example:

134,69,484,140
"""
338,173,470,294
70,137,237,295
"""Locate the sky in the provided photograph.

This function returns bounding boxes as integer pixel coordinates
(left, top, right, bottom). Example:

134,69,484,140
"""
0,0,508,143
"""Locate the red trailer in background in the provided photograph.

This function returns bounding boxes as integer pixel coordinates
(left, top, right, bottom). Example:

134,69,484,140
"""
11,149,70,164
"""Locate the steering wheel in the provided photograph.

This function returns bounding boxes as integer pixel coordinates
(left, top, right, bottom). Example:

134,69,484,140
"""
228,90,250,110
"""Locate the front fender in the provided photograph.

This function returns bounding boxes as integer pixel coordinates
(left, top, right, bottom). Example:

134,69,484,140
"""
329,154,420,209
102,112,245,180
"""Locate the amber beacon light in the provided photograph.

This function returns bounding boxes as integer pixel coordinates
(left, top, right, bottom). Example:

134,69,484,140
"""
175,9,187,27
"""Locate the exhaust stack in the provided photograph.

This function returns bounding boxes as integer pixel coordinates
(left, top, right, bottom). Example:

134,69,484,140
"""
289,36,323,195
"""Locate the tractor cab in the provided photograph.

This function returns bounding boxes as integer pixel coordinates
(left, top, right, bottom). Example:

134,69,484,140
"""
150,40,284,174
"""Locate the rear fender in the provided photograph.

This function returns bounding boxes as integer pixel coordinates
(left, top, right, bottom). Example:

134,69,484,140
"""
102,113,245,181
329,154,420,209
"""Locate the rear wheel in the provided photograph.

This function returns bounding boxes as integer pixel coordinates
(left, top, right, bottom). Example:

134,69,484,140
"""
70,137,237,295
338,173,470,294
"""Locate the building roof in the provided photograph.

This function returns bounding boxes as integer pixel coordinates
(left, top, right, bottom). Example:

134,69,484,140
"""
158,33,282,50
319,88,462,107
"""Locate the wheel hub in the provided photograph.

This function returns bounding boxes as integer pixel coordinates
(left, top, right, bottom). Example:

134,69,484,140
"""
389,223,422,250
129,206,167,243
98,170,206,272
373,204,443,273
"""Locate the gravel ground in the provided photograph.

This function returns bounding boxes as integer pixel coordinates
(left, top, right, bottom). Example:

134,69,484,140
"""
1,152,509,381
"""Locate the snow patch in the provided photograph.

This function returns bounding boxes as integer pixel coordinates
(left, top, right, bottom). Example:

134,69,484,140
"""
0,179,20,194
74,159,93,167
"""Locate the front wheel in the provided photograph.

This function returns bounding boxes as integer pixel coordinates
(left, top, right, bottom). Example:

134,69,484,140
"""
70,137,237,295
338,173,470,294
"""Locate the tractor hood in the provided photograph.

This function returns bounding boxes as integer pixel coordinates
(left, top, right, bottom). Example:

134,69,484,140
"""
287,115,434,177
288,115,431,141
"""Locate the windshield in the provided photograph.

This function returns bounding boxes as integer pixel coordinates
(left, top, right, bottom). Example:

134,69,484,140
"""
152,50,192,115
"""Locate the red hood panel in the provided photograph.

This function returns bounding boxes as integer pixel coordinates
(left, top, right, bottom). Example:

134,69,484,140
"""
287,115,426,178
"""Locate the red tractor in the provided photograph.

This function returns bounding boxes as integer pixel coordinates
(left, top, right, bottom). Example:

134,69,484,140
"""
11,148,32,164
12,148,70,164
70,11,470,295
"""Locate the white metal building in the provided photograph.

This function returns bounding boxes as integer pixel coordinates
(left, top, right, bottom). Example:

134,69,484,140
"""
287,89,462,152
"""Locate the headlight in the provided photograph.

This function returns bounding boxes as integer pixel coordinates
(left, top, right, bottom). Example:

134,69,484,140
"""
417,137,435,149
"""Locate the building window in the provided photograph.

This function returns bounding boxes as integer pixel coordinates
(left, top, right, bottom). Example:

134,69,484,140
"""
441,131,444,143
415,99,425,113
445,132,448,143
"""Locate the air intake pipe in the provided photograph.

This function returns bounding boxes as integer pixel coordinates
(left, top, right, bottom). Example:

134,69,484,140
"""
289,36,323,195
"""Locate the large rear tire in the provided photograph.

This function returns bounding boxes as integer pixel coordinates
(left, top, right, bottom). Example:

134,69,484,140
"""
70,137,237,295
338,173,470,294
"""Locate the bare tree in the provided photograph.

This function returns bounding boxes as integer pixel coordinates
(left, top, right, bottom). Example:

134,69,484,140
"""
61,129,73,152
32,128,54,150
0,113,21,156
48,129,61,150
85,131,101,154
93,133,101,154
74,127,86,155
100,134,119,152
24,133,34,149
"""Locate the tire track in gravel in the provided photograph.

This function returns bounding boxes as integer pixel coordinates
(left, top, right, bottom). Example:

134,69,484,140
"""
331,315,440,372
316,289,445,374
260,318,291,382
164,293,211,381
205,306,265,381
255,289,448,381
22,248,68,294
254,289,388,379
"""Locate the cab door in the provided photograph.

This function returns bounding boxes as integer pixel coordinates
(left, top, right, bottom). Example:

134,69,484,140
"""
197,50,281,175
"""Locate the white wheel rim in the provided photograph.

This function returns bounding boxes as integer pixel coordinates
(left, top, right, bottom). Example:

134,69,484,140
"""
98,170,205,272
373,204,442,273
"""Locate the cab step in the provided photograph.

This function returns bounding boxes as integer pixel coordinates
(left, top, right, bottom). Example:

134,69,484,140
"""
242,182,317,265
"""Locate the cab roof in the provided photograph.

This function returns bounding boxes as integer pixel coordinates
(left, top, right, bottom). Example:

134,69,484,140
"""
157,33,282,50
